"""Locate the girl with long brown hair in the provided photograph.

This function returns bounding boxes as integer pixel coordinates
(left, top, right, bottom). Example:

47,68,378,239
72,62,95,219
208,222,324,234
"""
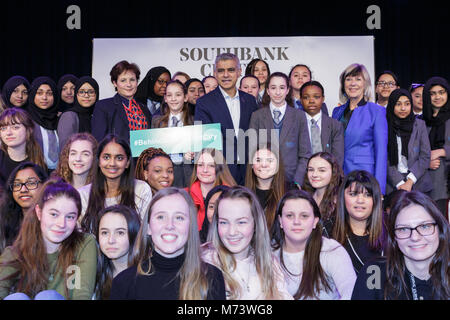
0,108,47,187
302,152,344,237
186,148,236,230
0,179,97,300
202,186,292,300
245,144,286,231
332,170,386,274
95,204,141,300
79,134,152,233
110,187,226,300
272,189,356,300
53,133,98,189
352,191,449,300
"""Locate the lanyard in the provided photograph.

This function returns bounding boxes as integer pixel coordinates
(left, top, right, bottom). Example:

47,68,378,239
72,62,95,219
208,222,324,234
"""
408,272,419,300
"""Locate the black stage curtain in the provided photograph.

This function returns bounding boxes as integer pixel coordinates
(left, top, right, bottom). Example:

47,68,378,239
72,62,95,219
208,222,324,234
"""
1,0,449,89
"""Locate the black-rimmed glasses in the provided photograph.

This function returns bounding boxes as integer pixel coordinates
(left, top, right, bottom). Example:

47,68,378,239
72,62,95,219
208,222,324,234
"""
10,180,41,192
394,222,437,239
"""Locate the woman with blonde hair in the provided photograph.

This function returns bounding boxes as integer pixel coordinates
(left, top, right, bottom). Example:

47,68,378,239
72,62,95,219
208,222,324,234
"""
0,108,47,187
52,133,98,189
186,148,236,230
110,187,226,300
202,186,292,300
332,63,388,194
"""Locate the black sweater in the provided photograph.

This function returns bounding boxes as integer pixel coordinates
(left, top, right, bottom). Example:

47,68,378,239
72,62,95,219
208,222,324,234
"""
109,251,226,300
351,259,435,300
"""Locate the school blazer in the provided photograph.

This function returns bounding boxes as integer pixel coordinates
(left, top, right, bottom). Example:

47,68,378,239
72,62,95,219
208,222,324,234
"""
386,119,432,195
194,87,258,184
91,94,152,144
249,106,311,185
304,113,345,168
332,101,388,194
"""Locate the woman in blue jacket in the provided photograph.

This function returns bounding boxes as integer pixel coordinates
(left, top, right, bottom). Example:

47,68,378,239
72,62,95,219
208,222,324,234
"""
332,63,388,194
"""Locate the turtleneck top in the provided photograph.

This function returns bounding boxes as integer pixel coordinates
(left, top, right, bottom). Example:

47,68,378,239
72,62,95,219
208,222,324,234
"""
109,251,226,300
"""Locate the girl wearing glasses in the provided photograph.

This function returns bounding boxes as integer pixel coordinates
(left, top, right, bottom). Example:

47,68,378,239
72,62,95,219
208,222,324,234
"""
0,179,98,300
57,77,99,150
352,191,449,300
375,71,400,108
0,162,48,253
0,108,47,187
1,76,30,109
135,66,171,116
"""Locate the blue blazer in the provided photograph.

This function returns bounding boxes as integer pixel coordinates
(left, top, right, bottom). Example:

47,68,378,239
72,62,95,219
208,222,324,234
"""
332,101,388,194
91,94,152,144
194,87,258,184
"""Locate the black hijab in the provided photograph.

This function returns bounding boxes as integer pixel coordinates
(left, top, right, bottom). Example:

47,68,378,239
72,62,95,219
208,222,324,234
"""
135,66,171,104
1,76,30,108
386,89,416,166
422,76,450,150
26,76,59,130
57,74,78,113
66,76,99,133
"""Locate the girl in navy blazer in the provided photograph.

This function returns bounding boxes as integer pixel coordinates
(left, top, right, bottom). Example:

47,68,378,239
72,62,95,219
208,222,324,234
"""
332,63,388,194
386,88,432,196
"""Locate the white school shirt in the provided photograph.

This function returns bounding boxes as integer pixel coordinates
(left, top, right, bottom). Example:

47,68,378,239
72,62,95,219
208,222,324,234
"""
305,111,322,146
269,102,287,122
395,135,417,188
219,86,240,137
40,126,59,170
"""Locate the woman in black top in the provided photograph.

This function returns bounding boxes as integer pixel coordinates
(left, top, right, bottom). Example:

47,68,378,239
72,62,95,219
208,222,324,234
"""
331,170,385,274
352,191,449,300
110,187,226,300
135,66,171,116
57,74,78,114
1,76,30,109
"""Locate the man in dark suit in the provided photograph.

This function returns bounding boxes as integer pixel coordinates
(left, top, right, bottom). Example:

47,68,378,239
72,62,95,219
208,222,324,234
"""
194,53,258,185
300,81,345,168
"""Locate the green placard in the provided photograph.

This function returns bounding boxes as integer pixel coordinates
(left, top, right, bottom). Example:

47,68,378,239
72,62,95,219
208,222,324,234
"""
130,123,222,157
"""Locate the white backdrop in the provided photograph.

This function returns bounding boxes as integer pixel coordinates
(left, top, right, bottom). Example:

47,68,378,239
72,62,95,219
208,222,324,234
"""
92,36,375,113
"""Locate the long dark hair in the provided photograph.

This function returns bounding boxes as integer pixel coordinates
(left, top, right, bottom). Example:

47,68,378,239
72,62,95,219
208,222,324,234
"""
384,191,449,300
261,72,293,106
245,144,286,231
81,134,136,233
0,179,84,298
333,170,385,250
0,162,48,253
271,189,332,299
95,204,141,300
302,152,343,222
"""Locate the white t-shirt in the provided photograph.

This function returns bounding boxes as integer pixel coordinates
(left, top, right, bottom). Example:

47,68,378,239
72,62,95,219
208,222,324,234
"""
273,237,356,300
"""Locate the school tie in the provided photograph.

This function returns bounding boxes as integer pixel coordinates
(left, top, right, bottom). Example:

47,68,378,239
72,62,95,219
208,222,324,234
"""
47,130,59,163
171,116,179,127
273,110,282,125
310,119,322,154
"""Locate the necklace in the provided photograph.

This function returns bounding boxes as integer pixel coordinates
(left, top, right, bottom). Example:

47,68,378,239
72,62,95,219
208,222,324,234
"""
346,235,365,269
237,259,252,293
